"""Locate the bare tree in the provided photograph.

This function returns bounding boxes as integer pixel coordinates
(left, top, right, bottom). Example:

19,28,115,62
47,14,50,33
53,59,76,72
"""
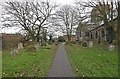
77,0,118,44
56,5,78,42
1,1,57,43
117,1,120,50
75,1,91,42
47,30,56,43
30,1,58,42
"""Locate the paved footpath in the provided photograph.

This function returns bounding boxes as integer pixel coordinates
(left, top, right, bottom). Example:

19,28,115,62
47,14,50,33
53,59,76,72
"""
47,43,75,77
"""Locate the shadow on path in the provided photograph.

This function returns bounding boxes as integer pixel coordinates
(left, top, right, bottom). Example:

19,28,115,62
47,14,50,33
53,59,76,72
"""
47,43,75,77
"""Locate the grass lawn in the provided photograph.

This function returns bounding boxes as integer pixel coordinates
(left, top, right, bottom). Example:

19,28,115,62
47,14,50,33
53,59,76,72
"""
2,44,57,77
0,52,2,78
66,44,118,77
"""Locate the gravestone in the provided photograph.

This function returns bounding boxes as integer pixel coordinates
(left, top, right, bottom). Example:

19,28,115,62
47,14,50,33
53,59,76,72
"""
88,41,93,48
34,43,40,50
80,37,83,42
18,43,23,49
10,48,18,56
63,42,65,45
108,44,115,51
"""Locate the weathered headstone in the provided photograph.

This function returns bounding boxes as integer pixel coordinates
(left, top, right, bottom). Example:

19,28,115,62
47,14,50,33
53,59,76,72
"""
34,43,40,50
88,41,93,48
80,37,83,42
63,42,65,45
108,44,115,51
10,48,18,56
18,43,23,49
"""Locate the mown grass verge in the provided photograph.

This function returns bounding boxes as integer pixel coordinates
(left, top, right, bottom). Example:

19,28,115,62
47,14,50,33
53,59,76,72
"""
2,44,57,77
66,44,118,77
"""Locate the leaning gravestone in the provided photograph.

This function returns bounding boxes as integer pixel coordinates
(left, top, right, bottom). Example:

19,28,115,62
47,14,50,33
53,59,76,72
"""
88,41,93,48
10,48,18,56
18,43,23,50
108,44,115,51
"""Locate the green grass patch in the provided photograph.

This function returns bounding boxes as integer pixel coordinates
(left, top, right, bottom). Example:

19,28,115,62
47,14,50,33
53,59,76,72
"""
66,44,118,77
2,44,57,77
0,52,2,78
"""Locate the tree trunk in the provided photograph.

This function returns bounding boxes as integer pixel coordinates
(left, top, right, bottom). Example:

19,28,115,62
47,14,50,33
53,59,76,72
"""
67,35,71,42
106,26,115,44
104,17,115,44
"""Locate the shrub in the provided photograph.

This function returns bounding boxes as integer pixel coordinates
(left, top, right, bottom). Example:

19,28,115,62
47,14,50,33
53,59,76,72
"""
82,41,88,47
41,42,47,46
26,45,36,52
48,41,52,45
71,41,77,44
112,40,117,45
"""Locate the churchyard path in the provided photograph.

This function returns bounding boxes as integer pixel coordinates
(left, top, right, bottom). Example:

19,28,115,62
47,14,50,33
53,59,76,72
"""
47,43,75,77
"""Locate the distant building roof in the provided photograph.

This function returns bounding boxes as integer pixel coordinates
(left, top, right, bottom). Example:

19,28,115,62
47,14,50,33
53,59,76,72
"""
88,18,117,32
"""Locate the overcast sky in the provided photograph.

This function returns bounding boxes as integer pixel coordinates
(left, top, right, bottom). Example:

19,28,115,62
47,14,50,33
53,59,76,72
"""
0,0,79,34
0,0,118,36
0,0,97,36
